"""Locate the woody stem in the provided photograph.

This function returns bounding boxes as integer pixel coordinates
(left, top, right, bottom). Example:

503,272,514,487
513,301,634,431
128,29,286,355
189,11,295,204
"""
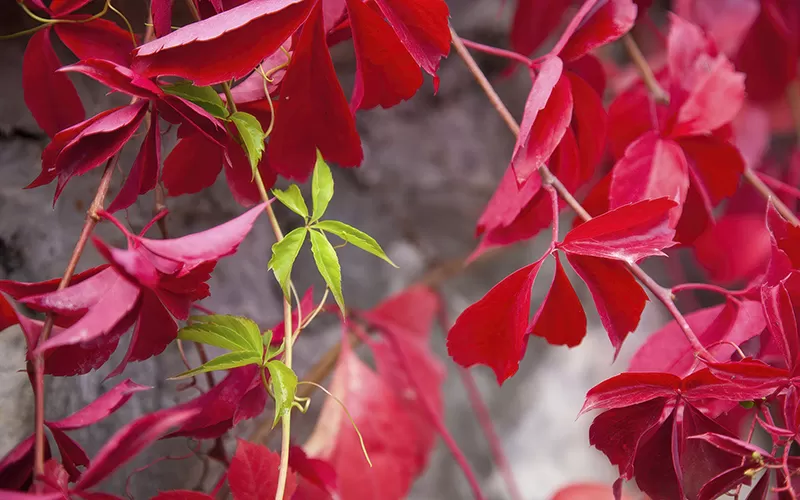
449,25,713,361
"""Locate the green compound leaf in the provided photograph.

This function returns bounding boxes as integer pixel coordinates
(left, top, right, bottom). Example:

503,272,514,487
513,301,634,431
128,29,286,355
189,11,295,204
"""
162,81,228,118
170,351,262,380
313,220,396,267
311,151,333,222
230,111,265,171
268,227,307,298
265,360,298,428
309,229,344,313
179,314,263,353
272,184,309,219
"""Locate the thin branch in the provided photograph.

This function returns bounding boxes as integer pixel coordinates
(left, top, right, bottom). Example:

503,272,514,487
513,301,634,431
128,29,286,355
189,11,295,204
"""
458,38,534,67
450,24,713,361
743,169,800,226
621,34,670,105
32,155,118,483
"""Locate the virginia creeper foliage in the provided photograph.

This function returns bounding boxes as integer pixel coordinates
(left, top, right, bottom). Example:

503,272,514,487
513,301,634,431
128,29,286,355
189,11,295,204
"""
3,0,800,498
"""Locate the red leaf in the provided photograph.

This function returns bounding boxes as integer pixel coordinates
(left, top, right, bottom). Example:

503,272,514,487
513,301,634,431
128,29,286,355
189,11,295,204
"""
693,213,771,284
761,279,800,371
222,137,277,207
132,0,312,85
567,70,608,181
696,465,755,500
510,0,570,57
678,135,744,205
108,107,162,213
372,0,450,76
606,81,669,159
360,285,439,340
55,19,136,66
228,440,296,500
629,300,766,375
22,27,84,138
74,407,200,490
446,258,543,384
767,203,800,269
151,0,174,38
0,435,37,490
49,0,92,16
0,294,19,333
160,95,229,146
560,198,677,262
289,446,337,496
269,3,363,181
346,0,422,110
162,133,224,197
60,59,162,100
511,57,572,184
270,287,314,346
556,0,637,62
48,379,150,430
581,372,679,414
551,482,633,500
152,492,213,500
48,428,88,482
609,132,689,227
303,339,428,499
566,254,648,351
529,253,587,347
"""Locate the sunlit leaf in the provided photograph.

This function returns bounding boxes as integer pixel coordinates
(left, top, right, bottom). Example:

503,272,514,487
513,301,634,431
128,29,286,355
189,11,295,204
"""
268,227,307,298
170,351,262,379
266,359,298,428
179,314,263,353
230,111,265,171
162,81,228,118
314,220,396,267
309,229,344,313
311,151,333,221
273,184,309,219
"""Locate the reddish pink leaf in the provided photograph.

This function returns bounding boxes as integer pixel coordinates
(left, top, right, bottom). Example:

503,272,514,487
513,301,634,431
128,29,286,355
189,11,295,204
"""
767,203,800,269
510,0,570,57
696,465,756,500
60,59,162,100
162,133,224,197
152,492,213,500
673,0,759,55
55,19,136,66
511,57,572,184
360,285,439,340
48,379,150,430
74,407,201,490
132,0,311,85
666,13,717,78
269,3,363,181
762,279,800,371
270,287,314,345
560,198,677,262
629,300,765,375
581,372,680,414
693,213,771,285
557,0,637,62
566,54,607,96
289,446,337,496
678,135,744,205
372,0,450,76
304,340,428,499
49,0,92,15
606,81,669,160
690,432,773,461
47,428,87,482
108,108,162,213
22,27,84,138
474,166,544,237
567,254,648,351
609,132,689,227
222,137,277,207
0,435,37,490
567,70,608,181
151,0,175,38
447,258,543,383
0,295,19,333
160,95,228,146
346,0,422,110
228,440,296,500
529,253,587,347
551,481,633,500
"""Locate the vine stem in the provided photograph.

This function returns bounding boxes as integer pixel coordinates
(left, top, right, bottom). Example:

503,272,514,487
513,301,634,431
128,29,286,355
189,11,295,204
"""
620,34,800,227
458,38,534,67
449,24,713,361
32,155,119,484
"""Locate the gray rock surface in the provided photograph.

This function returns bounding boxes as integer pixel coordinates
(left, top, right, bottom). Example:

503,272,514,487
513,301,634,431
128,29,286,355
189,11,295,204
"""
0,1,668,498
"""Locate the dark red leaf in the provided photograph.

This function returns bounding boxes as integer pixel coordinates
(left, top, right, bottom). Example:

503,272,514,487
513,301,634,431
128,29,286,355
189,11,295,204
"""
678,135,744,205
269,3,363,181
222,136,277,207
288,446,337,496
689,433,773,461
606,81,669,160
151,0,175,38
693,213,771,285
629,300,766,375
0,436,37,490
529,253,587,347
346,0,422,110
630,410,682,499
0,294,19,333
60,59,162,100
581,372,679,414
511,57,572,184
271,287,314,346
55,19,136,66
23,27,85,138
48,379,150,430
228,440,296,500
74,407,201,490
768,203,800,269
557,0,637,62
446,258,543,384
108,107,162,213
560,198,677,262
160,95,228,146
567,70,608,181
567,254,647,352
609,132,689,227
49,0,92,16
48,427,87,482
132,0,312,85
762,279,800,370
371,0,450,76
510,0,570,57
162,133,224,197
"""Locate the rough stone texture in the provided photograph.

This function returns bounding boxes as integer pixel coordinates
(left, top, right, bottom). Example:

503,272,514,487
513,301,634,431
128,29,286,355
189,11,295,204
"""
0,1,668,498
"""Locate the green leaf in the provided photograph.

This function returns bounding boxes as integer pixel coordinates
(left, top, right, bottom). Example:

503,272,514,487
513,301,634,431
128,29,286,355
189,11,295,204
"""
311,151,333,221
268,227,307,298
170,351,262,380
230,111,265,171
265,360,298,428
309,229,344,313
179,315,263,353
262,329,274,348
162,81,228,118
313,220,397,267
272,184,309,219
739,400,755,409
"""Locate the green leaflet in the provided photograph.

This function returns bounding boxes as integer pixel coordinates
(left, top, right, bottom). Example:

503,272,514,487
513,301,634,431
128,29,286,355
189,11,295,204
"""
179,315,263,353
311,151,333,222
170,351,262,380
230,111,265,171
265,360,298,428
268,227,308,298
272,184,309,219
309,229,344,313
313,220,396,267
162,81,228,118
